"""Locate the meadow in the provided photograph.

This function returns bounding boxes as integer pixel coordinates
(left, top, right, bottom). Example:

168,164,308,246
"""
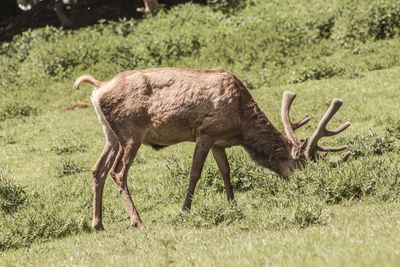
1,0,400,266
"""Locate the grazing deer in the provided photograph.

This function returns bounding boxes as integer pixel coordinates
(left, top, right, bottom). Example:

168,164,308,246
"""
74,67,351,230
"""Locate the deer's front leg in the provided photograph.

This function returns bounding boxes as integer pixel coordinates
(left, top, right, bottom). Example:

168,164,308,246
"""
181,137,213,211
211,146,234,202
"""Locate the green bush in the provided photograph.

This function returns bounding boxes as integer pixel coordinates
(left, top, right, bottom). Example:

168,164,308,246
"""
51,138,87,155
346,130,396,159
0,170,27,213
0,177,92,251
0,102,37,121
332,1,400,47
206,0,247,13
55,157,86,177
290,63,345,83
385,117,400,140
173,198,244,228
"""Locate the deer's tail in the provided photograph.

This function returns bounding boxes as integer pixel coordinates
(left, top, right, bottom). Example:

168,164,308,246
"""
74,75,103,89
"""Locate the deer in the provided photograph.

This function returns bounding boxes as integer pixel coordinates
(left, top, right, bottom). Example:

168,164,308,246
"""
74,67,351,230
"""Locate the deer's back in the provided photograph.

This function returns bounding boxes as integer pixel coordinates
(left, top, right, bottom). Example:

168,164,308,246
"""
98,68,250,146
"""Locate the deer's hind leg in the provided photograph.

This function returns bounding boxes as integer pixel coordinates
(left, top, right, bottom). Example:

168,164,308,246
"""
91,126,119,231
110,131,144,229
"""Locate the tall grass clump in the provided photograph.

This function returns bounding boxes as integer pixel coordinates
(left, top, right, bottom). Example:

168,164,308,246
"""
0,169,27,213
0,102,37,122
0,177,93,251
165,127,400,230
164,150,326,229
55,157,86,177
50,138,87,155
347,130,396,159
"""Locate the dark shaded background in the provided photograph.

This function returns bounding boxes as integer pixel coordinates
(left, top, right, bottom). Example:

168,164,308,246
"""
0,0,205,42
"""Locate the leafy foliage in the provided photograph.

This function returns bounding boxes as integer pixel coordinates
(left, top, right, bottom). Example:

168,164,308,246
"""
332,1,400,46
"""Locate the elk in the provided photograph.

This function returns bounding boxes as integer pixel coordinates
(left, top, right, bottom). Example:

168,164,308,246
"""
74,67,351,230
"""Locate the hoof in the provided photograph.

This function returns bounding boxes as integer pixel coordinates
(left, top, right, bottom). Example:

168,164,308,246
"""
92,222,105,231
129,221,145,229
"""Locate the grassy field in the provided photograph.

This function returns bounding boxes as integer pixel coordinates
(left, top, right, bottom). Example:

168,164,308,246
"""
1,0,400,266
2,203,400,266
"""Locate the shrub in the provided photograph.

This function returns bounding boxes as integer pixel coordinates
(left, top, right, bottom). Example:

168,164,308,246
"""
55,158,86,177
162,157,190,202
332,1,400,47
346,130,396,159
2,0,400,99
290,156,400,204
0,102,37,121
206,0,247,14
50,138,87,155
0,176,92,251
290,63,345,83
292,199,324,228
0,170,27,213
173,198,245,228
385,117,400,140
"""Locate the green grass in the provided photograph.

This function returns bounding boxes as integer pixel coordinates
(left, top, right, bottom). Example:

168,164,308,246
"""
1,0,400,265
1,203,400,266
1,67,399,265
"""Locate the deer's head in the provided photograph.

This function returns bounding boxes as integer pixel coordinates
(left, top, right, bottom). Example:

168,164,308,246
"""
278,91,351,178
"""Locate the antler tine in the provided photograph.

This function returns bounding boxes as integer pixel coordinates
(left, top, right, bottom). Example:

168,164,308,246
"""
281,91,310,144
318,145,348,152
329,151,352,168
292,115,311,130
306,98,350,158
324,121,351,136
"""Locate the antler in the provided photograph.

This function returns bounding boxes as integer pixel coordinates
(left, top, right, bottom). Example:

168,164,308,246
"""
281,91,311,145
321,151,353,167
305,98,351,162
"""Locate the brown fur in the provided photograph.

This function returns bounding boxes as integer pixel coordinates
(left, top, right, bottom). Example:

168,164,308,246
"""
74,68,317,230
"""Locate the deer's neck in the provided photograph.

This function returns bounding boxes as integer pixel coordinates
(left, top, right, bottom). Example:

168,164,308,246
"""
240,100,293,172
